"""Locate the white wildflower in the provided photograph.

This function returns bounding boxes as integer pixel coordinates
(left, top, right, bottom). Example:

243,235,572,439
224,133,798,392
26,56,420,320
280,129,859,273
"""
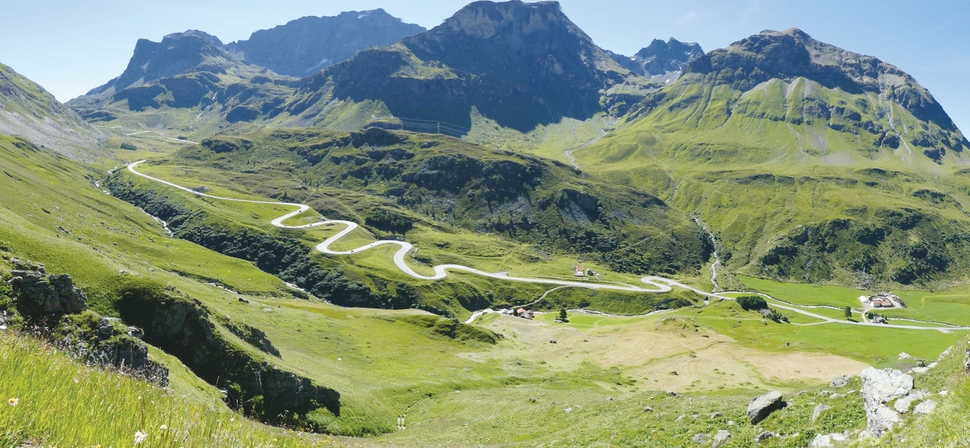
134,430,148,445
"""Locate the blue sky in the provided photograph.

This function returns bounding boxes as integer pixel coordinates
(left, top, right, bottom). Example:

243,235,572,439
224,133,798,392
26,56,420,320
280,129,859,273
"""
3,0,968,132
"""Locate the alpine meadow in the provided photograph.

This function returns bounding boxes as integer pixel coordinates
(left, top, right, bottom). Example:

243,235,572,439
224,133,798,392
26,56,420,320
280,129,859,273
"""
3,1,970,446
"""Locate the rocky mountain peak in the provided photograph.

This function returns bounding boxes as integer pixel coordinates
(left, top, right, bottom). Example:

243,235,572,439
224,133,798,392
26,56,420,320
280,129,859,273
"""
441,1,569,40
635,38,703,66
86,30,233,96
163,29,224,47
691,27,899,90
226,9,425,77
685,28,962,138
403,0,616,79
628,37,704,82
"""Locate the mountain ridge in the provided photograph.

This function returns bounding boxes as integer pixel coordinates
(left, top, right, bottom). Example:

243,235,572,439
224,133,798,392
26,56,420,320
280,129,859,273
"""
225,9,426,78
289,0,654,133
684,28,966,154
0,63,105,160
608,38,704,84
578,27,970,287
85,30,235,98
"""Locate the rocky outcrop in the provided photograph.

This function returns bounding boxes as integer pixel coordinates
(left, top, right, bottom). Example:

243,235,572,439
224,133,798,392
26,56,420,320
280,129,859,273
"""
811,433,848,447
894,389,928,413
6,259,167,386
115,280,340,430
747,391,785,424
58,314,169,386
9,259,86,317
811,403,832,423
860,367,913,438
830,375,850,388
713,429,732,447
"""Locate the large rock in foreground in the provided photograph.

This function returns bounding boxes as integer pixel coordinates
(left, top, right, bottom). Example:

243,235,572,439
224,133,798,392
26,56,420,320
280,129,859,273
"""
9,261,86,316
860,367,913,438
748,391,785,424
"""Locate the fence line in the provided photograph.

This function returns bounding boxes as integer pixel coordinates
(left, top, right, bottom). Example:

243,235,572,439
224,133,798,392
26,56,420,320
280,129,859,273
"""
371,116,471,138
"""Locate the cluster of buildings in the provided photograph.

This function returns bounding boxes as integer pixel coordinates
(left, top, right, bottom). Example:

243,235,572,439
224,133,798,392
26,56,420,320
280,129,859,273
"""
574,265,596,278
858,292,906,309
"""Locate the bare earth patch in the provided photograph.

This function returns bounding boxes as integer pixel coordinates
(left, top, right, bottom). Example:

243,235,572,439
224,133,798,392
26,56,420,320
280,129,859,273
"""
465,314,869,392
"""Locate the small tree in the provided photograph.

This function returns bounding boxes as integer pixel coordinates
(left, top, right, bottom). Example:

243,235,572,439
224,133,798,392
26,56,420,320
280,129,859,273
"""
558,308,569,323
737,295,768,311
843,306,852,319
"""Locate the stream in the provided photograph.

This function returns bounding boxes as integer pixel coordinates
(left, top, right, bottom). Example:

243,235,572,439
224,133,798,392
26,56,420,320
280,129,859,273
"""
692,216,721,293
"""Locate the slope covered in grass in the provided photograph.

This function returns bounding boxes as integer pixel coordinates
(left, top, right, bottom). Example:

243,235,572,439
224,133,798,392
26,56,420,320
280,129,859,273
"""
0,331,332,447
576,29,970,289
149,127,713,281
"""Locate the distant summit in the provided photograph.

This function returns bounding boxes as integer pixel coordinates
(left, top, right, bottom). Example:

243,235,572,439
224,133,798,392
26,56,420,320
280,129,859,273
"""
609,38,704,83
684,27,966,156
634,38,705,82
69,9,424,126
86,30,233,97
296,0,647,132
226,9,426,78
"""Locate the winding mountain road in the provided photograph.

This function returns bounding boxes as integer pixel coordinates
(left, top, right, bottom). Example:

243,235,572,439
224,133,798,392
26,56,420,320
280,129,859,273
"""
127,161,680,293
125,160,970,332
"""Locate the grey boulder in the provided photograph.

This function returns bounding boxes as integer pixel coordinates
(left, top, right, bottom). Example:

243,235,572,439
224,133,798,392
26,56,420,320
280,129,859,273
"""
748,391,785,424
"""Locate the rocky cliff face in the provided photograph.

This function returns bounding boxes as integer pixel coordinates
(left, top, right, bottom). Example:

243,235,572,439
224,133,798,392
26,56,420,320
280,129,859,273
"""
227,9,425,78
86,30,234,96
115,280,341,429
6,258,168,386
9,259,86,316
298,0,650,132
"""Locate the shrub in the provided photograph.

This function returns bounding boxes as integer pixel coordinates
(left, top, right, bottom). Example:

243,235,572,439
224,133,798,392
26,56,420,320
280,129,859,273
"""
737,295,768,311
765,308,789,323
365,209,413,234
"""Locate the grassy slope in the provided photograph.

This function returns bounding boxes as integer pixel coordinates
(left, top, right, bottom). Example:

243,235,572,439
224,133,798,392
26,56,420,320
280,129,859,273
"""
5,131,970,444
0,133,713,441
0,64,105,161
0,331,333,447
135,128,712,294
886,334,970,447
575,75,970,288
